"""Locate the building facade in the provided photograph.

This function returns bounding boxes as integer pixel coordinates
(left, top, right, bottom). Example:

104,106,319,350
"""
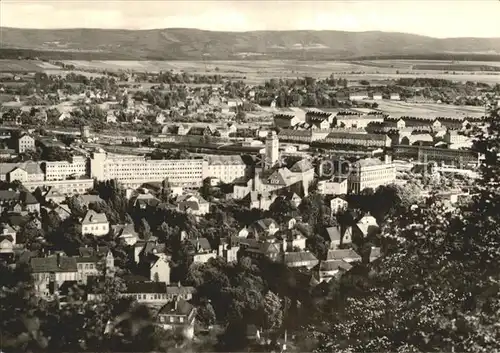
347,158,396,194
90,152,205,188
43,156,88,181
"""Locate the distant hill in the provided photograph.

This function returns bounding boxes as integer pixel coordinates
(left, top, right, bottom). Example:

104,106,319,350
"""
1,27,500,60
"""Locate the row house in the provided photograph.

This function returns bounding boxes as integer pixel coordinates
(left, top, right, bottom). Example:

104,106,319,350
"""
323,132,391,148
88,282,195,305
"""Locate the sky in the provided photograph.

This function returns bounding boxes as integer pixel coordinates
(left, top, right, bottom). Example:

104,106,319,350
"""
1,0,499,38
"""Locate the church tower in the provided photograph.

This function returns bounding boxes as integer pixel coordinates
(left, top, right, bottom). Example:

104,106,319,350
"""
264,131,279,170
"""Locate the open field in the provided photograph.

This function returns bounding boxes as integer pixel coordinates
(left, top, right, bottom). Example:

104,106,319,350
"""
1,59,499,85
354,60,500,71
59,60,500,85
374,100,485,118
0,60,44,72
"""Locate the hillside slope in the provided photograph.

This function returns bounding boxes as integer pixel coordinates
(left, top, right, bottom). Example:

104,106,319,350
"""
1,27,500,60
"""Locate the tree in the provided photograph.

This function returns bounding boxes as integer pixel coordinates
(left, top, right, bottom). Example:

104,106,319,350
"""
138,218,152,240
197,301,216,327
262,290,283,330
306,102,500,352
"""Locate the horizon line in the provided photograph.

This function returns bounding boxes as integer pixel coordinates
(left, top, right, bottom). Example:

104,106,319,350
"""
1,26,500,40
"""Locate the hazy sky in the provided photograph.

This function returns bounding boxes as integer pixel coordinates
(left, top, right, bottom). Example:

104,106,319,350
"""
1,0,499,38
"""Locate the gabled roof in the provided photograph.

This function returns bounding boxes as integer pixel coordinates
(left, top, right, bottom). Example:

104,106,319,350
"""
244,240,281,254
326,249,361,261
112,224,138,238
319,259,353,271
20,191,38,205
81,210,108,225
250,218,278,232
325,226,343,242
30,256,78,273
189,237,212,252
283,251,318,264
75,255,100,263
0,223,16,234
158,298,194,316
126,281,167,293
76,194,104,206
78,245,110,257
290,159,313,173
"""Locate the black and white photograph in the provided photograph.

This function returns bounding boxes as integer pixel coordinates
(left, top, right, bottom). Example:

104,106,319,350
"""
0,0,499,352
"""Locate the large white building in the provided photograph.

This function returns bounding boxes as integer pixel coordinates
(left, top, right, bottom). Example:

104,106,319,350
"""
204,155,247,184
347,157,396,194
23,179,94,195
89,151,205,189
43,156,88,181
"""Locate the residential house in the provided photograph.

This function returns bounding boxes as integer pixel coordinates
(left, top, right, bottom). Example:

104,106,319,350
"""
284,192,302,208
240,239,282,262
237,227,249,238
325,226,351,249
0,238,14,257
75,194,104,208
0,190,40,214
31,254,78,297
132,192,161,210
17,133,36,153
390,93,401,100
112,224,139,246
133,238,166,264
157,298,196,336
248,218,280,238
218,241,240,263
0,223,16,245
282,251,319,269
330,197,348,215
343,215,380,247
42,187,66,204
189,237,217,264
325,249,362,263
150,255,171,284
316,260,353,283
318,178,348,196
372,92,383,100
242,191,276,211
176,194,210,216
80,210,109,236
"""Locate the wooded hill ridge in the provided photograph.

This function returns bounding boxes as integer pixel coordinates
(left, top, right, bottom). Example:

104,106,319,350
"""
1,27,500,60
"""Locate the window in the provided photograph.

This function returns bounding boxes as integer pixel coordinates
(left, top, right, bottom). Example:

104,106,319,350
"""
169,316,174,323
